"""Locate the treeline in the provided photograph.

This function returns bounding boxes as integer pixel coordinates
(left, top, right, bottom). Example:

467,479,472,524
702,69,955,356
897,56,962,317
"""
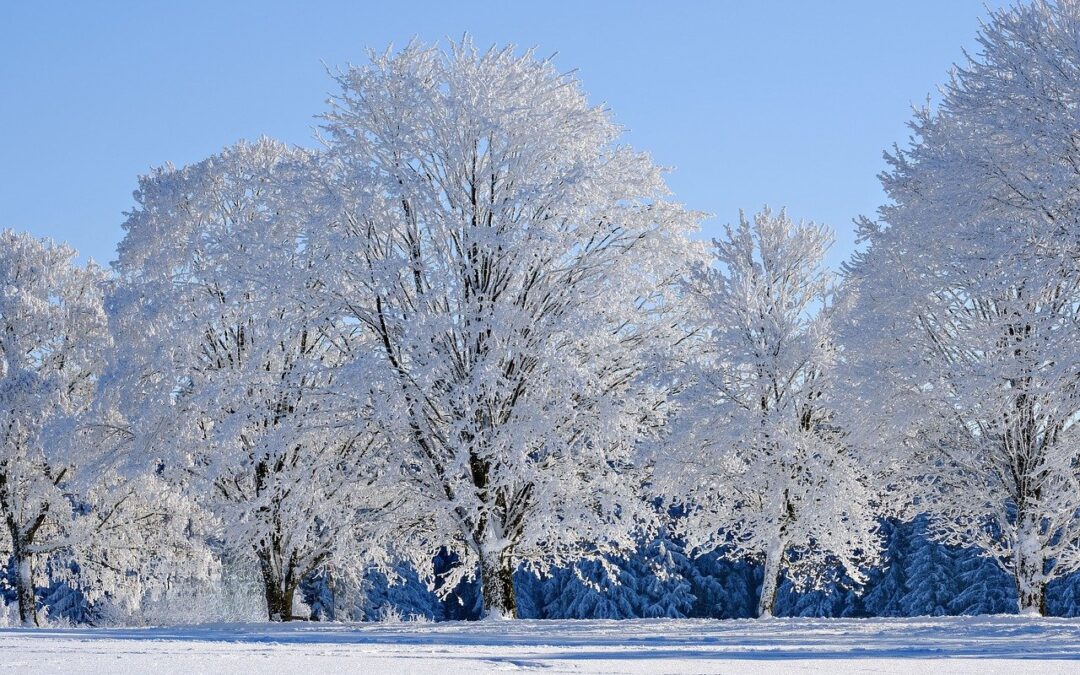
21,517,1080,625
2,1,1079,626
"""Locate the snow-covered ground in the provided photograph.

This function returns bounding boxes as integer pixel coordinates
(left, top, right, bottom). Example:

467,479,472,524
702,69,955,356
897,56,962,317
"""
2,616,1080,674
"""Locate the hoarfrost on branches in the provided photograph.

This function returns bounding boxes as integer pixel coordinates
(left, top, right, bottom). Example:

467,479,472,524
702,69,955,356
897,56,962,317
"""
315,40,703,617
110,139,397,621
840,0,1080,616
664,208,879,617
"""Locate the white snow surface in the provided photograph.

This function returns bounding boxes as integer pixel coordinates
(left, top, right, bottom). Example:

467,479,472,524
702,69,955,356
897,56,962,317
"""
2,616,1080,674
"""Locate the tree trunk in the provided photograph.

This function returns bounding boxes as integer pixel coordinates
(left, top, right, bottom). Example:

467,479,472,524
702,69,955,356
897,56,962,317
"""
479,552,517,619
9,529,38,626
757,541,785,618
1016,580,1047,616
1013,512,1047,616
257,547,298,622
758,492,793,619
1014,548,1046,616
262,578,297,622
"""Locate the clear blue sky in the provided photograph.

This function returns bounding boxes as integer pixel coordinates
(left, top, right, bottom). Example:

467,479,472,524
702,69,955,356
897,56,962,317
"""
1,1,1008,269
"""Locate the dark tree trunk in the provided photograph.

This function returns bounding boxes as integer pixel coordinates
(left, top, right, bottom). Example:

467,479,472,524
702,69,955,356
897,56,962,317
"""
2,479,39,626
1016,580,1047,616
1013,509,1047,616
257,547,299,622
479,553,517,619
262,578,297,622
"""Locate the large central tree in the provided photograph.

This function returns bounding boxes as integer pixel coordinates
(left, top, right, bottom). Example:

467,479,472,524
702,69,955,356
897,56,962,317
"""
316,41,701,617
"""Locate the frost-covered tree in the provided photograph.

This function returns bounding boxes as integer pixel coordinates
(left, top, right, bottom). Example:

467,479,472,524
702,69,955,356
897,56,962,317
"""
315,40,701,617
0,232,110,624
667,208,879,617
631,529,696,619
841,0,1080,615
0,231,196,625
111,139,395,621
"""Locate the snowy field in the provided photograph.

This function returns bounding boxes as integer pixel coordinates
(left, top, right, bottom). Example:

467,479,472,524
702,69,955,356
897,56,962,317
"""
3,617,1080,674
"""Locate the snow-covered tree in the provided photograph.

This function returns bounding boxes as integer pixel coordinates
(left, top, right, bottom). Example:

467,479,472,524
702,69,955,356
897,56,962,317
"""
631,529,696,619
0,231,110,624
315,40,702,617
841,0,1080,615
300,561,442,622
1049,572,1080,618
774,574,861,618
110,139,396,621
540,560,638,620
950,543,1014,616
900,521,958,617
533,525,695,620
667,208,879,617
684,548,761,619
0,231,196,625
858,519,911,617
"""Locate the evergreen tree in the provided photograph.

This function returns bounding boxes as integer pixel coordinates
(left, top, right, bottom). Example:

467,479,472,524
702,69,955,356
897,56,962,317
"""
513,570,546,620
301,563,443,622
861,519,912,617
433,551,482,621
899,519,958,616
1046,572,1080,618
360,565,442,622
774,575,861,618
950,548,1014,616
38,559,89,625
685,549,761,619
541,559,637,620
629,534,695,619
299,571,337,621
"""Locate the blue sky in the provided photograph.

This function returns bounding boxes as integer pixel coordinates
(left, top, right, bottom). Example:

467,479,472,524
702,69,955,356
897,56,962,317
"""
1,1,1008,269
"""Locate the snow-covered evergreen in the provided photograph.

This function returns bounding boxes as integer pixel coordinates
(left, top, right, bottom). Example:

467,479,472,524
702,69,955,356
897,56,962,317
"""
684,549,761,619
